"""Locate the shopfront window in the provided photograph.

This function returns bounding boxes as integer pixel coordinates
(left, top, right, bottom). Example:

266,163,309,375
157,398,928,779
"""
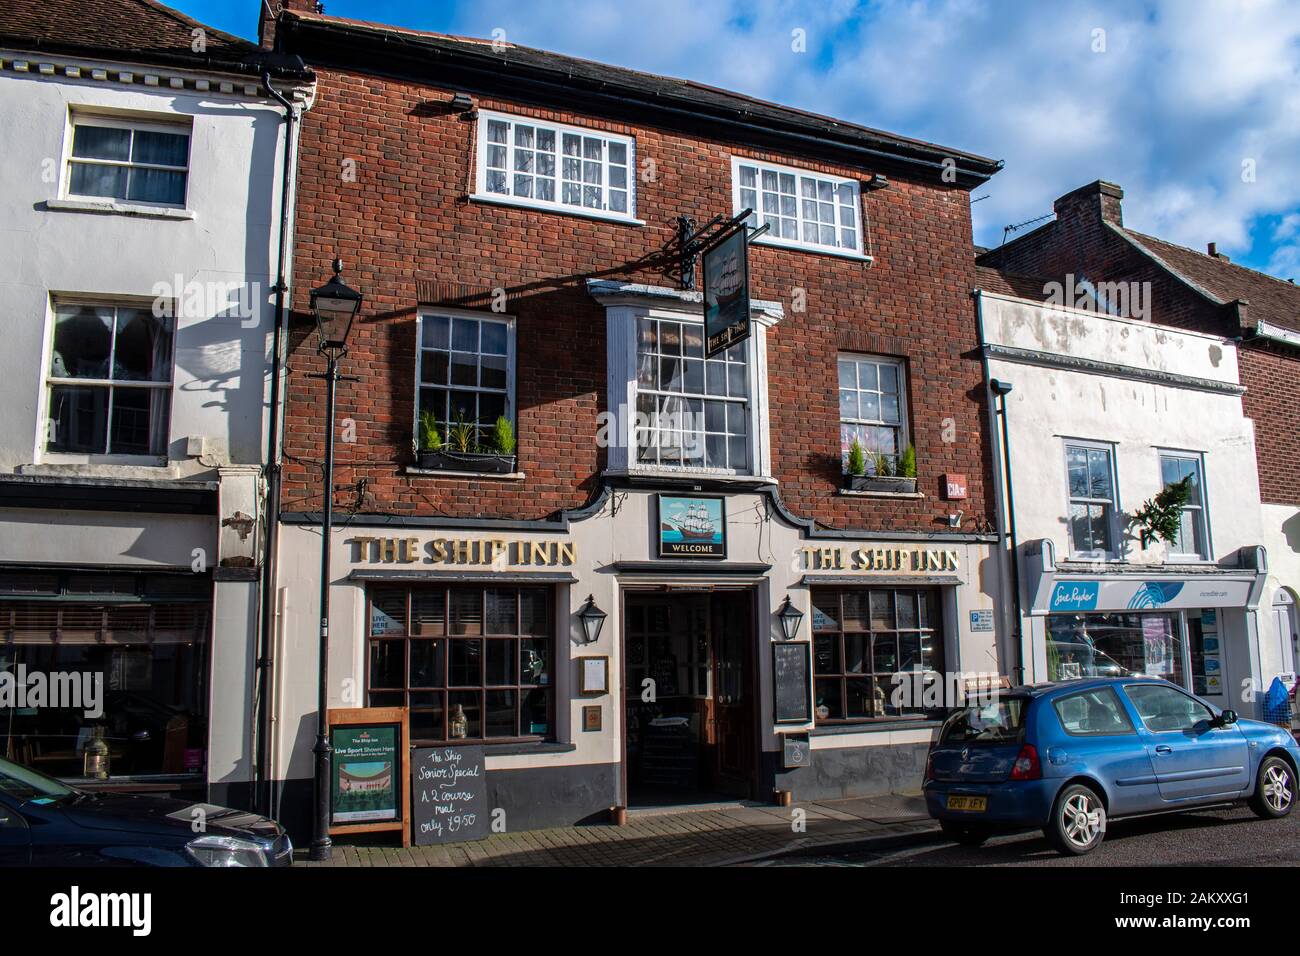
0,570,211,779
810,587,944,721
366,585,553,743
1047,612,1185,687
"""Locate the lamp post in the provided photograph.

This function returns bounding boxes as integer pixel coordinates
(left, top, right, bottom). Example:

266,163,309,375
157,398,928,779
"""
308,258,362,863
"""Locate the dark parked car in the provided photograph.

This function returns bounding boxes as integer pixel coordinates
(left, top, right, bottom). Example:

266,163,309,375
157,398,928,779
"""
0,756,292,866
924,677,1300,855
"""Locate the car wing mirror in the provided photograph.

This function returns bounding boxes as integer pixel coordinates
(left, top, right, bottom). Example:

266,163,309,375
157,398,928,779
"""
1213,709,1238,727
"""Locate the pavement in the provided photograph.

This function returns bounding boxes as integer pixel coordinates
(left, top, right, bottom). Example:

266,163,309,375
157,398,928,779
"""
296,792,939,867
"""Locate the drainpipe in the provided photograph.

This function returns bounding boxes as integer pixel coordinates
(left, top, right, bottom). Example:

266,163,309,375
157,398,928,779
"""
989,378,1025,684
256,70,297,815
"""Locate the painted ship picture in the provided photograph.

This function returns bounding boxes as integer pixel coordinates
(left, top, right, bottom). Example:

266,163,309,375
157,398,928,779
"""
658,495,726,558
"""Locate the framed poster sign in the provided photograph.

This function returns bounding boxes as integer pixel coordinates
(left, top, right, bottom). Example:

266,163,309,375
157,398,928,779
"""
579,656,609,695
703,226,750,358
327,706,411,846
657,494,726,558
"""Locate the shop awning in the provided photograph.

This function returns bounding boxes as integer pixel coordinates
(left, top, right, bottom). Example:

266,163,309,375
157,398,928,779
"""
1024,538,1269,613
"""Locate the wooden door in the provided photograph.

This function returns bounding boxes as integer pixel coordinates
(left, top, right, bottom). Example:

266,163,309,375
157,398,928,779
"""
709,591,753,796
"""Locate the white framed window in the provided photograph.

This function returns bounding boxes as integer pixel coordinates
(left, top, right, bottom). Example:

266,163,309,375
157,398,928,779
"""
1064,440,1118,557
474,111,637,223
415,311,516,452
634,316,749,472
45,301,174,458
1159,452,1208,559
838,354,907,472
64,114,191,207
732,157,864,258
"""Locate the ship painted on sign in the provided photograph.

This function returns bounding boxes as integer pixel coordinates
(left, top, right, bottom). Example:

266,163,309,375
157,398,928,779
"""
666,502,719,540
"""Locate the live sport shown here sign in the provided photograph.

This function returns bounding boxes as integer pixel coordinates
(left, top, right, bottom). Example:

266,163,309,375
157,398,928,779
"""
703,226,750,358
326,706,411,845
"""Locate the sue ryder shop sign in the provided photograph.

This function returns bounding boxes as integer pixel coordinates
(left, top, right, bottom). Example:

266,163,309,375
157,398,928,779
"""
348,536,575,566
800,546,961,573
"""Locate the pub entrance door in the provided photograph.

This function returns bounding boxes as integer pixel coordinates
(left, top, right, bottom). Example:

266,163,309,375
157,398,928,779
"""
623,589,755,805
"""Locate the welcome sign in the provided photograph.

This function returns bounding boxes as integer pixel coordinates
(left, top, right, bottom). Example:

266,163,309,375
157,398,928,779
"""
658,495,726,558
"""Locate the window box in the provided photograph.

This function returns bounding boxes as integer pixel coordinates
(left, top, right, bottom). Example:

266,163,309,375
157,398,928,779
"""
415,448,516,475
844,474,916,494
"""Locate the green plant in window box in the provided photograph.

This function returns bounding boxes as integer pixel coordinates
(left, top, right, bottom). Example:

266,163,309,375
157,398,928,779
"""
416,410,518,475
1131,475,1192,549
845,443,917,494
846,437,866,477
491,415,516,455
898,444,917,479
418,411,442,452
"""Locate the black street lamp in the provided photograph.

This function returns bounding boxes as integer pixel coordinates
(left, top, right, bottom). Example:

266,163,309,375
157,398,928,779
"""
308,258,362,863
578,595,607,645
777,595,804,642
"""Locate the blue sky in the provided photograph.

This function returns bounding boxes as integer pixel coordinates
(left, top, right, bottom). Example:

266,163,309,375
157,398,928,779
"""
181,0,1300,277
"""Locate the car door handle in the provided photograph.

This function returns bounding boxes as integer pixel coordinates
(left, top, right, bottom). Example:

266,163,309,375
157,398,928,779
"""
1155,745,1173,755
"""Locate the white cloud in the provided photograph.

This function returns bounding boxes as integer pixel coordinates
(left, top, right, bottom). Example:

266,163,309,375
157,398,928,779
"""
435,0,1300,270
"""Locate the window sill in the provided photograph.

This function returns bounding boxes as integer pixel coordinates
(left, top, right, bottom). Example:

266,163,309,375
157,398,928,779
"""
23,459,174,476
809,717,944,736
616,467,776,485
45,198,195,220
413,740,576,757
838,488,926,499
750,233,873,262
469,192,646,227
404,466,525,480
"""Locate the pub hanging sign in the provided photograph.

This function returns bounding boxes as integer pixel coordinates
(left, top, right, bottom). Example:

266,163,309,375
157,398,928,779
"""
703,225,751,358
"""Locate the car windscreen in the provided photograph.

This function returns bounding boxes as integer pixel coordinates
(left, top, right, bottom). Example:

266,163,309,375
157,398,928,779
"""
940,696,1028,744
0,756,78,804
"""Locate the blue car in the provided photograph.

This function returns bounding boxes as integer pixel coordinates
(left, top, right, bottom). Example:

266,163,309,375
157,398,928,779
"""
923,677,1300,855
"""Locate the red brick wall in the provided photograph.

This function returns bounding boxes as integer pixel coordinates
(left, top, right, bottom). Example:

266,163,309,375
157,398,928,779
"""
282,69,994,532
1238,340,1300,505
980,196,1300,507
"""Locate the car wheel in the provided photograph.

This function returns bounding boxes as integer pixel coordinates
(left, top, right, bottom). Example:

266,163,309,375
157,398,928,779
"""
1044,784,1106,856
940,819,991,847
1248,756,1295,819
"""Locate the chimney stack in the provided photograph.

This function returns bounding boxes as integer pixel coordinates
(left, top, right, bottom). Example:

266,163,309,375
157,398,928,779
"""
1052,180,1124,227
259,0,322,49
1207,243,1231,262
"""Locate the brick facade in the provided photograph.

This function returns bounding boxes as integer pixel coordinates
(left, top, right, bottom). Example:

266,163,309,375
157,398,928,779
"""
278,38,996,533
979,181,1300,507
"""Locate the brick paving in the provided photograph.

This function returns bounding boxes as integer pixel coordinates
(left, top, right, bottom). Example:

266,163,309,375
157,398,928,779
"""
297,793,938,867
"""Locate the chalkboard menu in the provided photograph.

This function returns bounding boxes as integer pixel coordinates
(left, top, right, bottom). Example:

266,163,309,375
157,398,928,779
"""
773,642,812,724
412,745,489,846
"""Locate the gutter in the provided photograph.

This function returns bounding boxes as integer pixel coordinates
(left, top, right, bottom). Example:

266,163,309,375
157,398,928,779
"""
254,69,301,816
1249,317,1300,350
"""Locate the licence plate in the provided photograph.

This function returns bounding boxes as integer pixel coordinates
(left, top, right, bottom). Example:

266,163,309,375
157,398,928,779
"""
946,795,987,812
